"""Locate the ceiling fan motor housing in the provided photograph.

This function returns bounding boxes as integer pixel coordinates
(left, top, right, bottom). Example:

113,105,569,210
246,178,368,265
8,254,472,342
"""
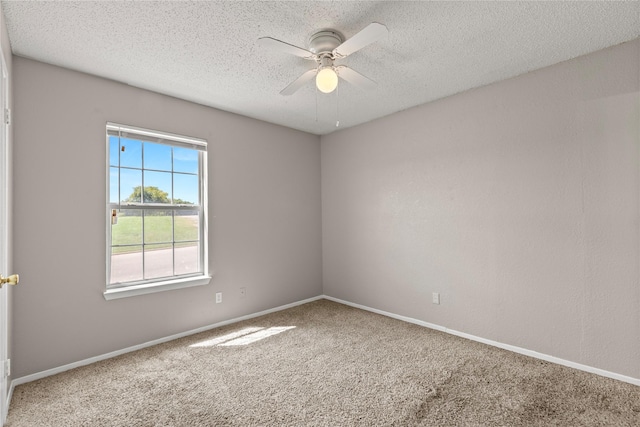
308,30,344,55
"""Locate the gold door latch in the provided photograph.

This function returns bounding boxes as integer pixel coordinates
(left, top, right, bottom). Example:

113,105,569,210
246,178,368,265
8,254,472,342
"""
0,274,19,288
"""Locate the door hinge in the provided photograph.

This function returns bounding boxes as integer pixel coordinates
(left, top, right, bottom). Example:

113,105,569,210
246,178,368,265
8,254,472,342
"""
4,108,10,126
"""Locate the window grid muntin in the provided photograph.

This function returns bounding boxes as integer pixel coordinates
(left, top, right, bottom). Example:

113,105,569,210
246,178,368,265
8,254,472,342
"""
108,207,203,285
106,124,206,289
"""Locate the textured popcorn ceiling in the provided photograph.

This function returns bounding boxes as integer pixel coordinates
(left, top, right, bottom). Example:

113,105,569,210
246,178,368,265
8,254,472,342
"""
2,1,639,135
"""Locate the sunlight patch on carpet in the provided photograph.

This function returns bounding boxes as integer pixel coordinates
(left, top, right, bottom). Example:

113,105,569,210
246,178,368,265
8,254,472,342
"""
190,327,263,347
220,326,296,346
190,326,296,348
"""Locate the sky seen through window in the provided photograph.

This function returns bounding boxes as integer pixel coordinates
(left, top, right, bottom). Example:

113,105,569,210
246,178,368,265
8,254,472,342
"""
109,136,199,205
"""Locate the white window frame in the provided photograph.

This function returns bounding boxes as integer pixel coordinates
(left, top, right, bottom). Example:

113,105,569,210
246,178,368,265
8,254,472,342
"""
104,122,210,300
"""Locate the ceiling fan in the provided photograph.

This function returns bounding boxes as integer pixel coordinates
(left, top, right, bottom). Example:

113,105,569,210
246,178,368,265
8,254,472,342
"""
258,22,388,96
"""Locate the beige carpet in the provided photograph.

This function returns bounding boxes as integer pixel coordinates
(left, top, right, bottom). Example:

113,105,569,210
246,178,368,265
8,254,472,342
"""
6,299,640,426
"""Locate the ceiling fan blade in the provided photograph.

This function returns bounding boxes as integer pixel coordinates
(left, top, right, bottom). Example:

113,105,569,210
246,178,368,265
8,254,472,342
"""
280,69,317,96
336,66,377,91
332,22,388,58
257,37,316,60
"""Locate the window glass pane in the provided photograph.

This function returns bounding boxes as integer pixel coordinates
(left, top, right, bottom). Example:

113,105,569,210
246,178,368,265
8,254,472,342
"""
112,210,142,246
175,210,199,242
144,244,174,279
175,242,199,276
144,210,173,244
110,246,142,284
109,136,119,167
174,173,199,205
120,169,142,203
143,171,172,203
109,167,119,204
144,142,172,172
173,147,198,174
119,138,142,168
107,124,207,288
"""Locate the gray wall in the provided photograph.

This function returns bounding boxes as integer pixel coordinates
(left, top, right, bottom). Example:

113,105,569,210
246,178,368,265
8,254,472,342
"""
9,35,640,382
12,57,322,378
322,39,640,379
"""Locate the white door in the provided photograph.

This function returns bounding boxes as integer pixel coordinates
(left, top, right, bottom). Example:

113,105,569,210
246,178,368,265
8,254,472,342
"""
0,46,9,427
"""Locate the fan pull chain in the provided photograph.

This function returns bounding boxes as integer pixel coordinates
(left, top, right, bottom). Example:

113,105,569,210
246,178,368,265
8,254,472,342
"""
315,84,319,123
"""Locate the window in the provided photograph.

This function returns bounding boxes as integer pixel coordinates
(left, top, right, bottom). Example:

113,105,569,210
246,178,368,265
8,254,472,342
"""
105,123,209,299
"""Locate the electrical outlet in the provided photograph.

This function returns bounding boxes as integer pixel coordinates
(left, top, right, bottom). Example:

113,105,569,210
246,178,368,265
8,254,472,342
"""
239,287,246,298
215,292,222,304
432,292,440,305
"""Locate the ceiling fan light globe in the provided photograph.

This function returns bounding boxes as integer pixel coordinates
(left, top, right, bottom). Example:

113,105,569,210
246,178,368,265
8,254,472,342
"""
316,67,338,93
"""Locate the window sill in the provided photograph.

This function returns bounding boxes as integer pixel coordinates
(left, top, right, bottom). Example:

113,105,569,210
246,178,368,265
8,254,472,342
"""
103,275,212,300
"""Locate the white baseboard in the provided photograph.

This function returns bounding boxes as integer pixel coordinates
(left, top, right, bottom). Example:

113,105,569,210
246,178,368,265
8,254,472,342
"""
5,379,13,421
323,295,640,387
9,292,639,403
11,295,324,389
